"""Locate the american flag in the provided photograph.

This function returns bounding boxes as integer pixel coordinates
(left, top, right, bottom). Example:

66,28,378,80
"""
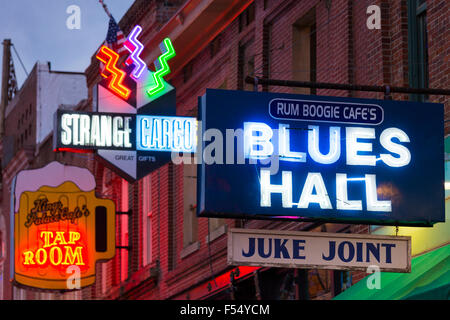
104,16,127,55
99,16,127,73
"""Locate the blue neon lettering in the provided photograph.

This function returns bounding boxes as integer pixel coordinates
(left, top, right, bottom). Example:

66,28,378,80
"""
136,116,196,152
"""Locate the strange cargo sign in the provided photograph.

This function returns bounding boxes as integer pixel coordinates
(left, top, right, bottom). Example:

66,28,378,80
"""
197,89,444,226
53,83,196,181
12,161,116,290
228,229,411,273
53,29,192,182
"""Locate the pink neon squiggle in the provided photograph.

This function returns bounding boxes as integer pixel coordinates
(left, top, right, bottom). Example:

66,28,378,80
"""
124,25,147,80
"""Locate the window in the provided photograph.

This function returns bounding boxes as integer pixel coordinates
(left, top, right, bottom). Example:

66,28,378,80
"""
308,269,331,299
262,22,272,92
13,287,25,300
207,217,226,241
239,2,255,32
218,79,228,90
0,230,3,260
0,265,3,300
238,41,255,91
100,174,112,295
183,163,198,248
292,9,316,94
101,262,107,295
408,0,429,101
183,61,193,83
210,35,222,58
0,216,5,300
168,164,179,270
142,174,152,266
120,179,129,282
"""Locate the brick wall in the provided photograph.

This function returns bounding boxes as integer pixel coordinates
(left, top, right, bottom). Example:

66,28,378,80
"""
81,0,448,300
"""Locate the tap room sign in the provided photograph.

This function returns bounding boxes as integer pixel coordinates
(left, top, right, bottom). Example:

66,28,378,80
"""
197,89,444,226
12,161,116,290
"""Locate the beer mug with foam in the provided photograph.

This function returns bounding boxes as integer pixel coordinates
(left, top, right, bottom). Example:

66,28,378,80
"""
13,162,115,290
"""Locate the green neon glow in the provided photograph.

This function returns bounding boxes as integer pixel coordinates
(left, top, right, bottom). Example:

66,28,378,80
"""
147,38,176,97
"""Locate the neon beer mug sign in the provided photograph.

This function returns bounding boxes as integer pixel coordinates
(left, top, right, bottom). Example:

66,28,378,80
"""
13,162,115,290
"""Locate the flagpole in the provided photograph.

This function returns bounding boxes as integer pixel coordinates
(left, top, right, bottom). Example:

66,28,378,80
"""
99,0,112,18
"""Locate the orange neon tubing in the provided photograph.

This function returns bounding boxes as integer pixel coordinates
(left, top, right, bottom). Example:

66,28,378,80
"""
96,45,131,100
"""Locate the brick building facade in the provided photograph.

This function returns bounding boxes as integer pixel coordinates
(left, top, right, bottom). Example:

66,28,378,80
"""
0,61,88,299
1,0,448,300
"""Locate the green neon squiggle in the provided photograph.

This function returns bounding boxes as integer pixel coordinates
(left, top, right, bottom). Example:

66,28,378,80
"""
147,38,176,97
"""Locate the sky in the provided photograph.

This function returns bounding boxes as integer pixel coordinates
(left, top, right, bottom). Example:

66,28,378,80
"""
0,0,134,90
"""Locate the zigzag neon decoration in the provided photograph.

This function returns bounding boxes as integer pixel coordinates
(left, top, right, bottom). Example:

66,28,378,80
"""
124,25,147,80
96,45,131,100
147,38,176,97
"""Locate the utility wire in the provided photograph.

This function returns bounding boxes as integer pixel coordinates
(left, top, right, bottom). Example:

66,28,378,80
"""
12,44,28,77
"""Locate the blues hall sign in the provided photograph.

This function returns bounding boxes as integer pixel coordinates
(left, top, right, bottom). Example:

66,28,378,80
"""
197,89,444,226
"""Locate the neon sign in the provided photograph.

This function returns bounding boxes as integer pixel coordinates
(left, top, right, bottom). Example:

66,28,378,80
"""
197,89,445,226
244,122,407,212
24,198,90,227
95,25,176,100
96,45,131,100
58,112,134,149
147,38,176,97
137,115,196,152
55,110,196,153
23,231,86,267
124,25,147,80
71,25,180,181
14,162,116,290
